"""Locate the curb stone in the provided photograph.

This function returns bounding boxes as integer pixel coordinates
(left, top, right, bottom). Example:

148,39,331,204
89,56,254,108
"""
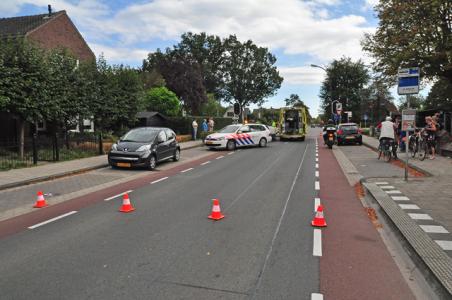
363,182,452,297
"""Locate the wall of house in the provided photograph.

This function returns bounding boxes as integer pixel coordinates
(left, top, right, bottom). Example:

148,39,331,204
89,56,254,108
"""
27,12,95,62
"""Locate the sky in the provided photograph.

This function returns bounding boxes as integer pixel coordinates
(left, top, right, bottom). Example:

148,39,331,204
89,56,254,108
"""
1,0,384,117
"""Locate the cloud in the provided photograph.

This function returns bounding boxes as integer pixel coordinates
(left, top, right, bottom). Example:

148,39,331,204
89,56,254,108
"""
90,43,149,63
279,66,326,85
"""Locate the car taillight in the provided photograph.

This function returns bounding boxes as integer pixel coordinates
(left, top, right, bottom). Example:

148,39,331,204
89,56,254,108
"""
337,129,343,135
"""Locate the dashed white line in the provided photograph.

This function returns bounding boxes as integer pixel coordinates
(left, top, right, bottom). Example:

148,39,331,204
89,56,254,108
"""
181,168,194,173
28,211,78,229
316,153,318,157
315,171,319,177
375,181,389,185
227,152,234,155
435,240,452,250
386,190,402,194
391,196,410,201
408,213,433,220
380,185,395,189
151,177,168,184
314,197,321,212
104,190,133,201
313,229,322,256
201,161,211,165
315,158,319,162
398,204,420,210
315,163,319,169
420,225,449,234
311,293,324,300
216,156,224,160
315,181,320,190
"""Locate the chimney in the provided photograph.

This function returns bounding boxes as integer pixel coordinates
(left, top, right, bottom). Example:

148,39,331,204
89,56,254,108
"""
48,4,52,17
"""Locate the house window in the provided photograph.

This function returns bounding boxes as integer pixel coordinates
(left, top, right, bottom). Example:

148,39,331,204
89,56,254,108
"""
36,120,47,131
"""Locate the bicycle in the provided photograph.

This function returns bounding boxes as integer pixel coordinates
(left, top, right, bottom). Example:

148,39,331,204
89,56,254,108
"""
378,139,394,162
409,129,428,161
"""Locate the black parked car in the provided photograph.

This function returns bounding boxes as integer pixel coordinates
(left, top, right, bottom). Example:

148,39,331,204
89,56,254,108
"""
336,123,363,145
108,127,180,170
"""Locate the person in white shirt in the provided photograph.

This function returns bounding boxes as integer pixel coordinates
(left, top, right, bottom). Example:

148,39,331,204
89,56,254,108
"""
192,120,198,140
378,116,397,158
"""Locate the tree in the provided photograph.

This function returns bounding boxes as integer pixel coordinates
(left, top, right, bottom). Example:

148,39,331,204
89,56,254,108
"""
361,80,395,124
285,94,301,106
398,95,426,110
319,57,370,122
175,32,225,98
425,78,452,110
143,86,180,116
221,35,283,121
199,93,226,117
144,49,207,115
362,1,452,83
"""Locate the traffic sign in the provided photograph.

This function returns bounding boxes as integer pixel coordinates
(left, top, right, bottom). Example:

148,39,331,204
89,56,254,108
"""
335,102,342,111
402,109,416,131
398,67,419,95
363,114,368,121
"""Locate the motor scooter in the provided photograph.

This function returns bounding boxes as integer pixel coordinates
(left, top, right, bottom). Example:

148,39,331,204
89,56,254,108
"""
324,126,336,149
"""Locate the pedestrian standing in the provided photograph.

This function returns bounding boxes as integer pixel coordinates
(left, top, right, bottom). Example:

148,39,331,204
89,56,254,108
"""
425,116,437,159
208,117,214,132
202,119,208,133
192,119,198,140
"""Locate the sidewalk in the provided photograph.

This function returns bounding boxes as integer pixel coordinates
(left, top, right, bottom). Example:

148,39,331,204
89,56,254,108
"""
0,140,203,191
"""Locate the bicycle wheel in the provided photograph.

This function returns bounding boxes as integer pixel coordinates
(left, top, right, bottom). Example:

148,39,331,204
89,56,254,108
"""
384,149,392,162
377,145,382,160
409,137,417,158
418,140,427,161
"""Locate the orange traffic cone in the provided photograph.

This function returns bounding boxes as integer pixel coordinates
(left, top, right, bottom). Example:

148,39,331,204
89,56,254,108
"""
33,191,48,208
311,204,327,227
208,199,224,220
119,193,135,213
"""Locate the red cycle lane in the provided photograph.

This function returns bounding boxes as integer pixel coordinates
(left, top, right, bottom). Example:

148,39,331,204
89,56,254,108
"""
0,152,224,239
318,143,415,300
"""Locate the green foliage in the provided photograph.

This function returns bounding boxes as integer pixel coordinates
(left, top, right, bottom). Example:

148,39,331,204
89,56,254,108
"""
398,95,426,110
285,94,301,106
425,78,452,111
319,57,370,122
199,94,226,117
143,86,180,116
221,35,283,109
362,0,452,83
361,80,395,124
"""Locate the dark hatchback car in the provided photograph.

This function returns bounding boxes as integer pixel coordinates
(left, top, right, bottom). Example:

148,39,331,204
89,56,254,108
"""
108,127,180,170
336,123,363,145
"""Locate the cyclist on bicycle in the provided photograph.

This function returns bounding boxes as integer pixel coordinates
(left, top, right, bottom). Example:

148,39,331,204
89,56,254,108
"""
378,116,397,159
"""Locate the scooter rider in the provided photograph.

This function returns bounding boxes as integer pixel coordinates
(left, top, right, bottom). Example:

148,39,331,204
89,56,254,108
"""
378,116,397,159
323,119,336,144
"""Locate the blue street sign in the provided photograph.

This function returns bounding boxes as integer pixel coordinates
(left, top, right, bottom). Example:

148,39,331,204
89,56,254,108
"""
363,114,368,121
398,67,420,95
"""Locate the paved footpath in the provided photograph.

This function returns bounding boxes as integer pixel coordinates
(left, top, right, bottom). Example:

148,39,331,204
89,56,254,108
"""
341,137,452,296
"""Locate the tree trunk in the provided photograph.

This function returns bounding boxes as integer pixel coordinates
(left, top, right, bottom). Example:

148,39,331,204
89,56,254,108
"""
17,118,25,159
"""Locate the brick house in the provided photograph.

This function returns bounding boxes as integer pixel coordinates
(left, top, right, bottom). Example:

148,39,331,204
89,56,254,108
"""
0,6,95,141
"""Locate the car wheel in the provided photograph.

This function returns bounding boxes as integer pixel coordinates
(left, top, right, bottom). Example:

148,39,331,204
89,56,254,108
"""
259,138,267,147
173,148,180,161
148,155,157,170
226,140,236,151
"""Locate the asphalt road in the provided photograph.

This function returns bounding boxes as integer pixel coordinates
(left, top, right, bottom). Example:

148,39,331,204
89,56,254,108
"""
0,137,319,299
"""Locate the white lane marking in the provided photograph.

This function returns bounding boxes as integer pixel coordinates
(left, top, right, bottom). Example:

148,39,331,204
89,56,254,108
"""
316,153,318,157
398,204,420,210
284,142,288,144
408,213,433,220
315,158,319,162
380,185,395,189
435,240,452,250
151,177,168,184
391,196,410,201
181,168,194,173
201,161,211,165
315,163,319,169
227,152,234,155
104,190,133,201
28,211,77,229
420,225,449,234
386,190,402,194
313,229,322,256
315,171,319,177
375,181,389,185
315,181,320,190
311,293,324,300
251,144,309,299
216,156,224,160
314,197,321,212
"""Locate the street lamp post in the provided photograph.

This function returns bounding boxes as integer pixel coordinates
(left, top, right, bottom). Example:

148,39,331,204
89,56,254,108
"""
311,64,335,120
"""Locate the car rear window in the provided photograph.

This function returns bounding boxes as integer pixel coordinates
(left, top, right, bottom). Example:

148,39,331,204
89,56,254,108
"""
341,125,358,130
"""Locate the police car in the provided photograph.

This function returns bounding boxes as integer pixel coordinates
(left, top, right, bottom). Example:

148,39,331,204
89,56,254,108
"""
204,124,272,151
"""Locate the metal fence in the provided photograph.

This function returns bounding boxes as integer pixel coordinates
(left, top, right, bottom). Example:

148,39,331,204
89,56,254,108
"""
0,132,103,170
